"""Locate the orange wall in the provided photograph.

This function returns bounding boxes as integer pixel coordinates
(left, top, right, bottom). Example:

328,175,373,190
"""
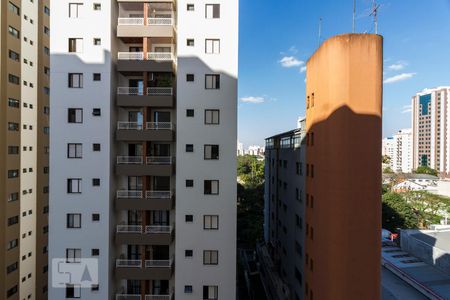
305,34,383,300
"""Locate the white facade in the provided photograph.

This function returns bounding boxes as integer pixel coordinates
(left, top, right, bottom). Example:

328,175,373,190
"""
392,129,413,173
382,137,395,160
237,141,244,156
50,0,238,299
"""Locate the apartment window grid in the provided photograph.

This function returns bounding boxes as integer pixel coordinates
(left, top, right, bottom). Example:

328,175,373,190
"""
67,143,82,158
205,74,220,89
203,250,219,265
203,286,218,300
205,4,220,19
204,180,219,195
67,179,82,193
205,39,220,54
66,248,81,263
68,73,83,88
204,145,219,160
67,214,81,228
205,109,220,124
68,38,83,53
204,215,219,230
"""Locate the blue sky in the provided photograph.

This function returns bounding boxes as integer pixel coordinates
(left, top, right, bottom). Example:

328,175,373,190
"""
237,0,450,147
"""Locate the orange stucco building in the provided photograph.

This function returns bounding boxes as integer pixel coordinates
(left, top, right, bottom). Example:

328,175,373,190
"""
304,34,383,300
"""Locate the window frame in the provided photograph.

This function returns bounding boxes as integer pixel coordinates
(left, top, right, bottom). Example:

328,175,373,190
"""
205,74,220,89
203,215,219,230
67,143,82,159
66,214,82,229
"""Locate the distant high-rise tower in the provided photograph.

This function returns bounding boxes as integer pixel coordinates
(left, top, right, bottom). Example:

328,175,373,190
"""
0,1,50,299
412,87,450,176
392,129,413,173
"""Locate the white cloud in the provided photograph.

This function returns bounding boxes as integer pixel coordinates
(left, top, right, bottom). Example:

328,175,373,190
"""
300,66,307,73
279,56,304,68
240,96,266,104
289,46,298,54
388,61,408,71
384,73,416,84
401,104,412,114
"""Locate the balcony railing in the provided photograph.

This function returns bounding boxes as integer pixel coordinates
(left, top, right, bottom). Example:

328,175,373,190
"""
147,52,173,61
116,295,142,300
117,225,143,233
117,87,143,96
118,122,143,130
117,156,144,165
118,52,144,60
116,190,143,199
145,122,173,130
146,156,172,165
145,225,172,234
145,191,172,199
118,18,145,25
147,18,173,26
116,259,142,268
144,259,173,268
147,87,173,96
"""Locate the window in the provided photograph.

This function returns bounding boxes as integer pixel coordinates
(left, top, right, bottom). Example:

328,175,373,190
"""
9,2,20,15
92,214,100,221
186,109,194,117
67,214,81,228
93,144,101,151
67,179,82,193
185,250,193,257
205,74,220,89
92,108,101,116
92,179,100,186
205,110,220,124
44,6,50,15
8,26,20,39
44,26,50,35
66,284,81,298
93,3,101,10
68,38,83,53
67,144,82,158
203,286,218,300
186,180,194,187
8,216,19,226
206,4,220,19
204,180,219,195
8,146,19,155
187,39,195,46
185,215,193,222
8,169,19,178
9,50,20,62
44,47,50,55
93,73,101,81
66,249,82,263
7,285,18,298
185,285,193,293
68,73,83,88
205,39,220,54
44,127,50,135
91,249,99,256
204,145,219,160
203,250,218,265
9,74,20,85
7,262,18,274
7,239,18,250
91,284,99,291
8,98,20,108
204,215,219,230
8,192,19,202
187,4,194,11
186,144,194,152
44,106,50,114
68,108,83,123
93,38,101,45
186,74,195,82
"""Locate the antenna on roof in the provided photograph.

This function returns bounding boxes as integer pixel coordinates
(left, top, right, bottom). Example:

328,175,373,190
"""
318,17,323,48
353,0,356,33
370,0,381,34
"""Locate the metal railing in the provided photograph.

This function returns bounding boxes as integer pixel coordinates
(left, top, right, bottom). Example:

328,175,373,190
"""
145,122,173,130
116,295,142,300
117,87,143,95
145,191,172,199
117,225,143,233
145,225,172,234
118,18,145,25
147,87,173,96
118,122,143,130
116,190,143,199
147,52,173,61
144,259,172,268
116,259,142,268
118,52,144,60
147,18,173,26
145,295,171,300
146,156,172,165
117,156,144,165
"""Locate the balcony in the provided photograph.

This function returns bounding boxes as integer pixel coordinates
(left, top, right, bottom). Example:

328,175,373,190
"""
116,122,174,142
115,190,174,211
115,258,174,280
115,224,174,245
116,156,173,176
117,51,174,73
117,17,174,38
116,87,174,108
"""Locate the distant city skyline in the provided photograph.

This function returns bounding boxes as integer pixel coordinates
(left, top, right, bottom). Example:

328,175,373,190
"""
238,0,450,146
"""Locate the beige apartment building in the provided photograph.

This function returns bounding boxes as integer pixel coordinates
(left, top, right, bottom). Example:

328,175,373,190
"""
1,0,50,299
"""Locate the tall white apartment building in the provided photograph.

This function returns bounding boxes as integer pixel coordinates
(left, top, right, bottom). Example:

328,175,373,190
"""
382,137,395,161
49,1,238,299
412,87,450,176
392,129,413,173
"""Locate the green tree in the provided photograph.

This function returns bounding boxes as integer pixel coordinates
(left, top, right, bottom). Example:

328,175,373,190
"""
382,155,391,164
403,191,450,226
383,166,394,174
382,192,422,232
415,166,438,176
